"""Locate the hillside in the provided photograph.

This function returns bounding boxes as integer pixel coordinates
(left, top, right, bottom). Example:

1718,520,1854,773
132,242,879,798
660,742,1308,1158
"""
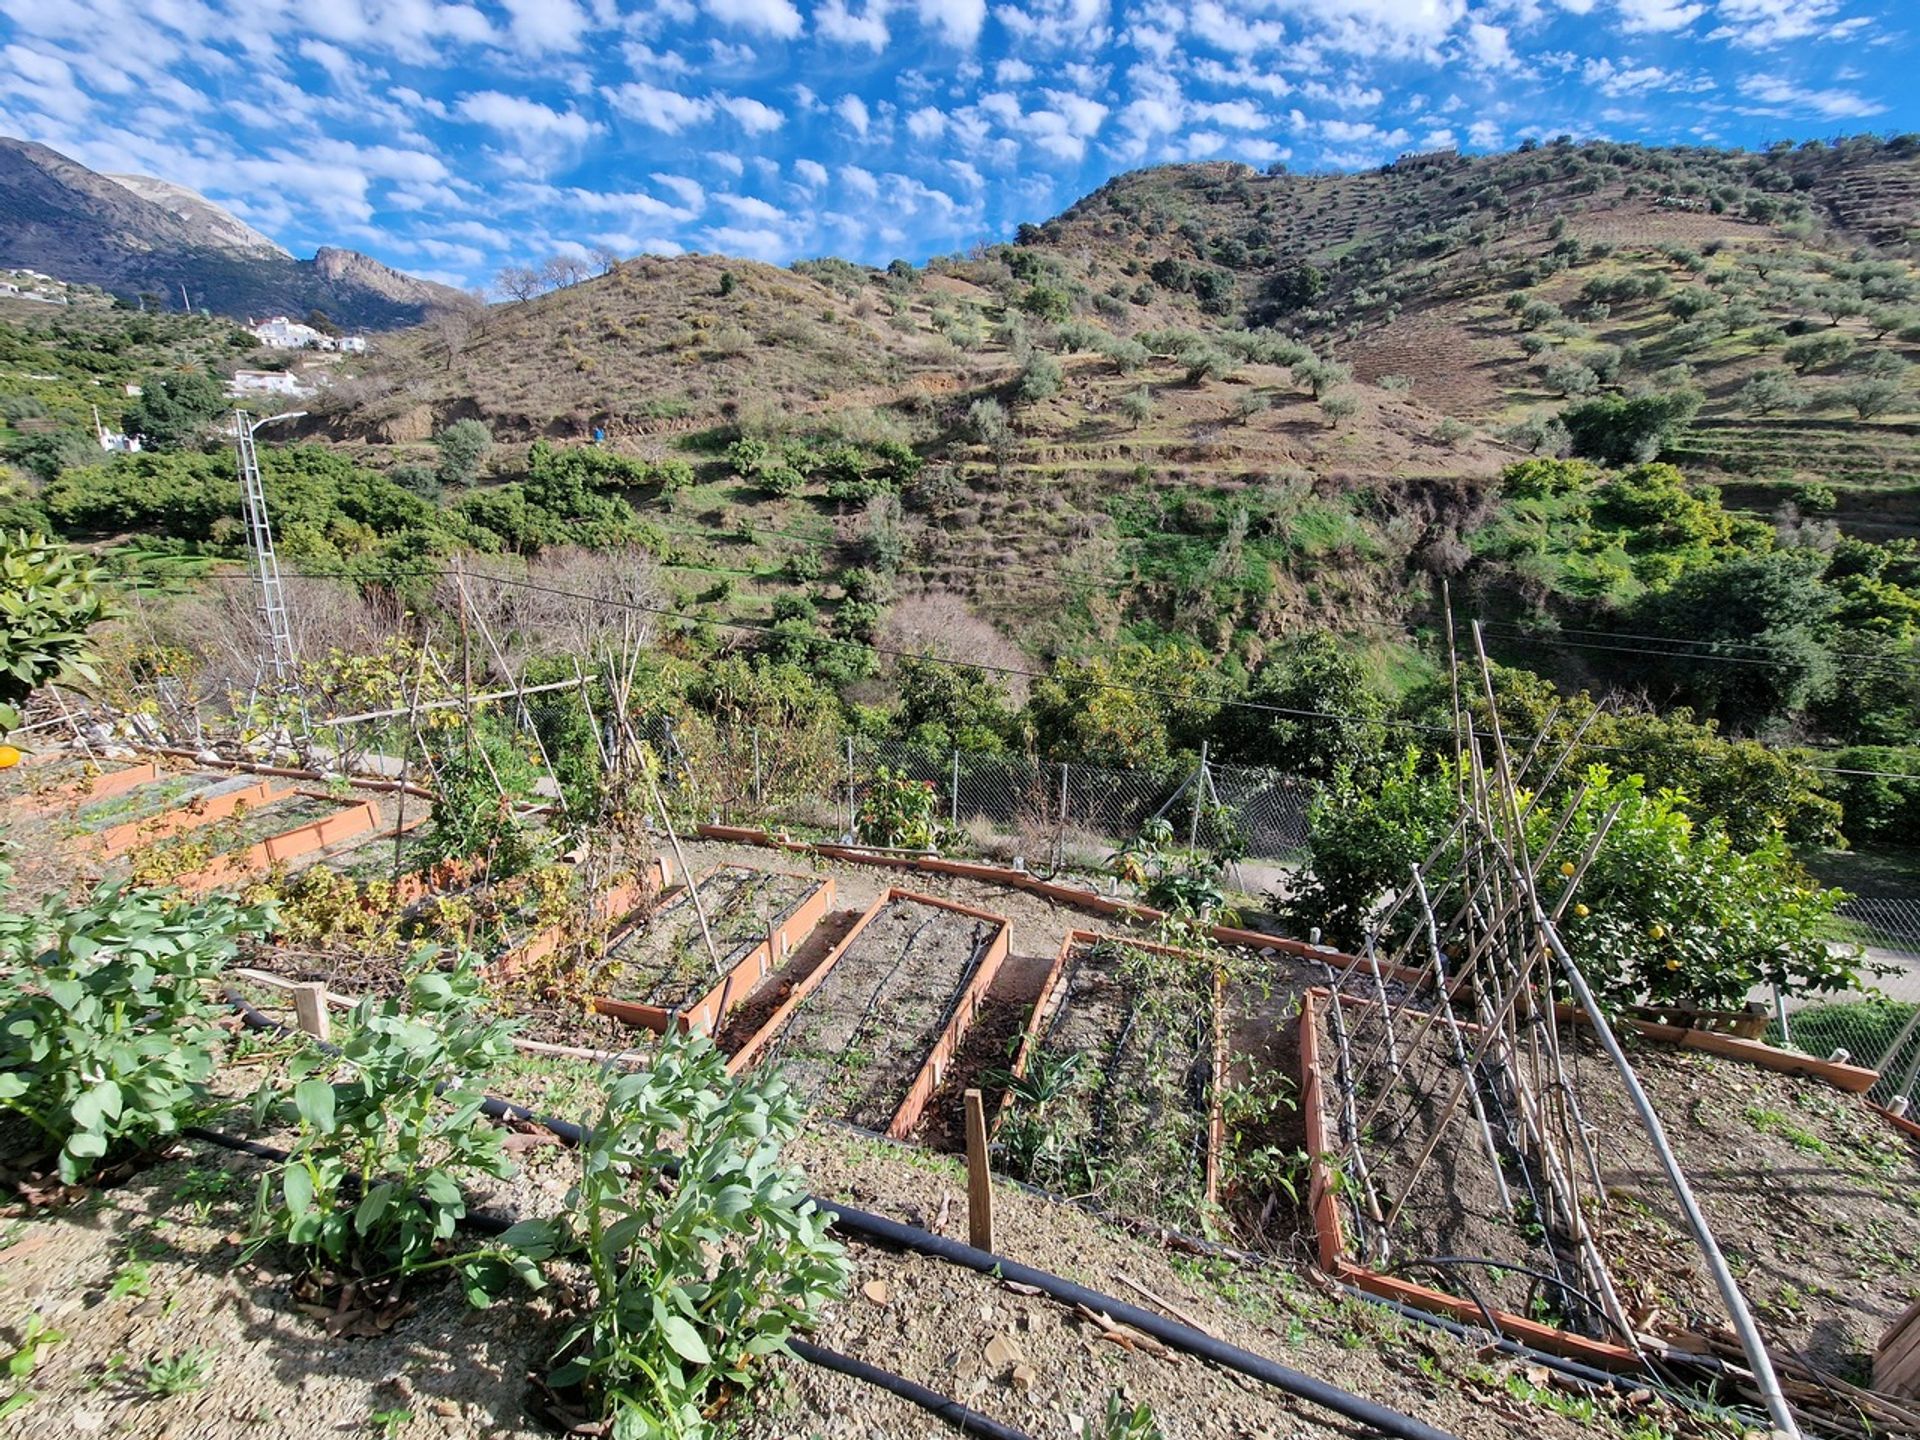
0,138,465,328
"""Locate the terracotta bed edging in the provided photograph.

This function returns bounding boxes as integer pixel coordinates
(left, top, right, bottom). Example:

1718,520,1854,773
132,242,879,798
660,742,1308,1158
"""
1001,928,1227,1208
10,758,162,814
589,866,836,1037
725,886,1014,1141
178,793,384,893
1551,1001,1879,1094
94,777,294,858
493,856,675,979
688,824,1372,971
1295,987,1644,1370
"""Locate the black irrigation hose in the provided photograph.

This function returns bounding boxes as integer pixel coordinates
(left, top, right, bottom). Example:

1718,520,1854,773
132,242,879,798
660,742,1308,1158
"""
181,1125,1033,1440
227,991,1464,1440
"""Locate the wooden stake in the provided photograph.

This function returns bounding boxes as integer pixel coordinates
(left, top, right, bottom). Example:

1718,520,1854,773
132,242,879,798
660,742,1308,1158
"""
290,982,330,1042
964,1088,994,1253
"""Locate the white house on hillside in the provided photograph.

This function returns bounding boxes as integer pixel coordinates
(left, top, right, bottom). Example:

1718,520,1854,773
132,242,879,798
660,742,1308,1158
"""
227,369,314,398
249,315,329,349
337,335,367,354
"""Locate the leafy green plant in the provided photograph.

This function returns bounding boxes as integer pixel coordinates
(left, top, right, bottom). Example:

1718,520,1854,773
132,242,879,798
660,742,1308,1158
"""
0,531,113,733
140,1348,211,1397
369,1406,414,1437
854,766,942,850
248,955,548,1305
546,1031,847,1439
0,885,263,1183
1098,1390,1164,1440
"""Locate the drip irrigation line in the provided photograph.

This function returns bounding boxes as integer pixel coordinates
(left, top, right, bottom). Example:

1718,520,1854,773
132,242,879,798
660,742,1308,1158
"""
225,993,1463,1440
1384,1256,1625,1345
176,1125,1034,1440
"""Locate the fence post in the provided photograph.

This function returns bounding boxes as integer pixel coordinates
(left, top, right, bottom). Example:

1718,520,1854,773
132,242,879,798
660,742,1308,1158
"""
752,726,763,809
846,736,857,836
1188,739,1209,851
1056,761,1068,871
950,749,960,829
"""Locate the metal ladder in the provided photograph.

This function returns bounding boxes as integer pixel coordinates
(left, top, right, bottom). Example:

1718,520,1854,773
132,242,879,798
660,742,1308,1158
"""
234,409,296,687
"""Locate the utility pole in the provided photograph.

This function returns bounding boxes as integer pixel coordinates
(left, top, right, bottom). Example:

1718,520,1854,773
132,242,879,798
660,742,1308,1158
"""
233,408,305,692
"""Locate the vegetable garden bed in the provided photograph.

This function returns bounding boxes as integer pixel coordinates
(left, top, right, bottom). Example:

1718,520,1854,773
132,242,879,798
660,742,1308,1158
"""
85,774,292,856
730,889,1011,1140
4,756,159,813
173,791,384,892
591,864,833,1036
994,931,1224,1234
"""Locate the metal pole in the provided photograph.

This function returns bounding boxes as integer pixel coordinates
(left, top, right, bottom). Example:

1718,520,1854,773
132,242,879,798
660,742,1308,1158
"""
1188,740,1208,851
847,735,857,836
752,726,763,808
950,749,960,830
1540,910,1801,1437
1057,761,1069,871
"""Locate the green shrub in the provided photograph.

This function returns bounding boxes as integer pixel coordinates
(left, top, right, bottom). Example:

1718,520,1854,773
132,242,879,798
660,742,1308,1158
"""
248,957,547,1304
434,420,493,486
0,885,266,1182
0,532,112,733
547,1033,846,1437
855,767,941,849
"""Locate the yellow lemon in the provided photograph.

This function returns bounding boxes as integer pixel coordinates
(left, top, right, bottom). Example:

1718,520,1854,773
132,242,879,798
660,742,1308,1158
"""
1648,923,1666,940
1559,861,1575,877
0,744,19,769
1574,904,1590,918
1664,958,1681,971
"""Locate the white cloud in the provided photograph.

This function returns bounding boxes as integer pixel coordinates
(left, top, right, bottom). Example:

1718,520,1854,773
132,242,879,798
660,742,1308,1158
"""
703,0,804,39
1465,21,1517,70
996,0,1114,50
455,90,597,142
793,157,829,188
1193,98,1269,130
995,57,1035,83
1189,1,1285,53
1739,72,1885,118
652,172,708,208
841,164,880,196
704,224,790,259
916,0,988,45
604,80,713,132
906,105,948,139
717,192,787,224
1709,0,1845,48
1614,0,1705,32
817,0,891,49
719,94,785,132
836,92,872,134
499,0,591,54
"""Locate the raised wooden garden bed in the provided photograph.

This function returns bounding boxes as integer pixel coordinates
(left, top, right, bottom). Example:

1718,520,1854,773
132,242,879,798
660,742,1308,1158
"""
6,757,160,814
173,791,384,893
88,774,293,857
729,888,1011,1140
591,864,834,1036
1297,987,1645,1371
995,930,1224,1231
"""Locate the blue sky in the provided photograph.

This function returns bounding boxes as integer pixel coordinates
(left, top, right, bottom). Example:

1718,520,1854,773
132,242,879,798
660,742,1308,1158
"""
0,1,1912,292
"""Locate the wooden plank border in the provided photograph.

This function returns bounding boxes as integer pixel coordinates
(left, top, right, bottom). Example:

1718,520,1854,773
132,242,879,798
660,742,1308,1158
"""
590,867,836,1037
93,777,293,858
8,758,162,815
177,792,384,893
1296,987,1644,1369
725,887,1013,1142
999,928,1226,1209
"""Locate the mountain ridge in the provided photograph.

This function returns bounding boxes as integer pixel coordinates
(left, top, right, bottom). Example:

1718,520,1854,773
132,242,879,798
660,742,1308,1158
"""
0,137,464,329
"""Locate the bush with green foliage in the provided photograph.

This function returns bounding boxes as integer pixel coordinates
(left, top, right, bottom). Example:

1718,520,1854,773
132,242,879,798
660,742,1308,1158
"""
1029,641,1222,776
422,718,541,876
1560,387,1702,465
855,767,942,849
125,370,228,449
433,419,493,486
0,532,111,733
0,885,266,1182
1214,630,1385,781
249,956,548,1304
547,1033,847,1438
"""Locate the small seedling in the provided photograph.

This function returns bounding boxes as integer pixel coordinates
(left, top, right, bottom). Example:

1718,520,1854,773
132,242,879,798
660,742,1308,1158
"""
370,1406,414,1437
1097,1391,1163,1440
5,1314,63,1380
108,1259,153,1302
142,1349,212,1398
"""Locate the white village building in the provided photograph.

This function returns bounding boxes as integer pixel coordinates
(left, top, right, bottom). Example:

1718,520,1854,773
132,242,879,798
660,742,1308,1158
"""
249,315,330,349
227,369,314,398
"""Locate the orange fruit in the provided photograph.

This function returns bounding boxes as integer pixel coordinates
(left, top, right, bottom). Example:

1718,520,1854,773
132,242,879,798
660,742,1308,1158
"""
0,744,20,769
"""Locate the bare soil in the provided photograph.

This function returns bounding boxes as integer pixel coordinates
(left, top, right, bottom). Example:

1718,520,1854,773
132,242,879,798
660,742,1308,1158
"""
599,864,819,1011
1315,1002,1920,1383
755,898,1003,1134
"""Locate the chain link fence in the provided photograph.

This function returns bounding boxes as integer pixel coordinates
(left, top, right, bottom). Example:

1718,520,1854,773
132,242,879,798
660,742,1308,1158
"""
1768,897,1920,1103
641,718,1316,875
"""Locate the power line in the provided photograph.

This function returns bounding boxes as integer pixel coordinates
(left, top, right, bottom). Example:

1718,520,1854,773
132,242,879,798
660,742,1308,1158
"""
158,564,1917,777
